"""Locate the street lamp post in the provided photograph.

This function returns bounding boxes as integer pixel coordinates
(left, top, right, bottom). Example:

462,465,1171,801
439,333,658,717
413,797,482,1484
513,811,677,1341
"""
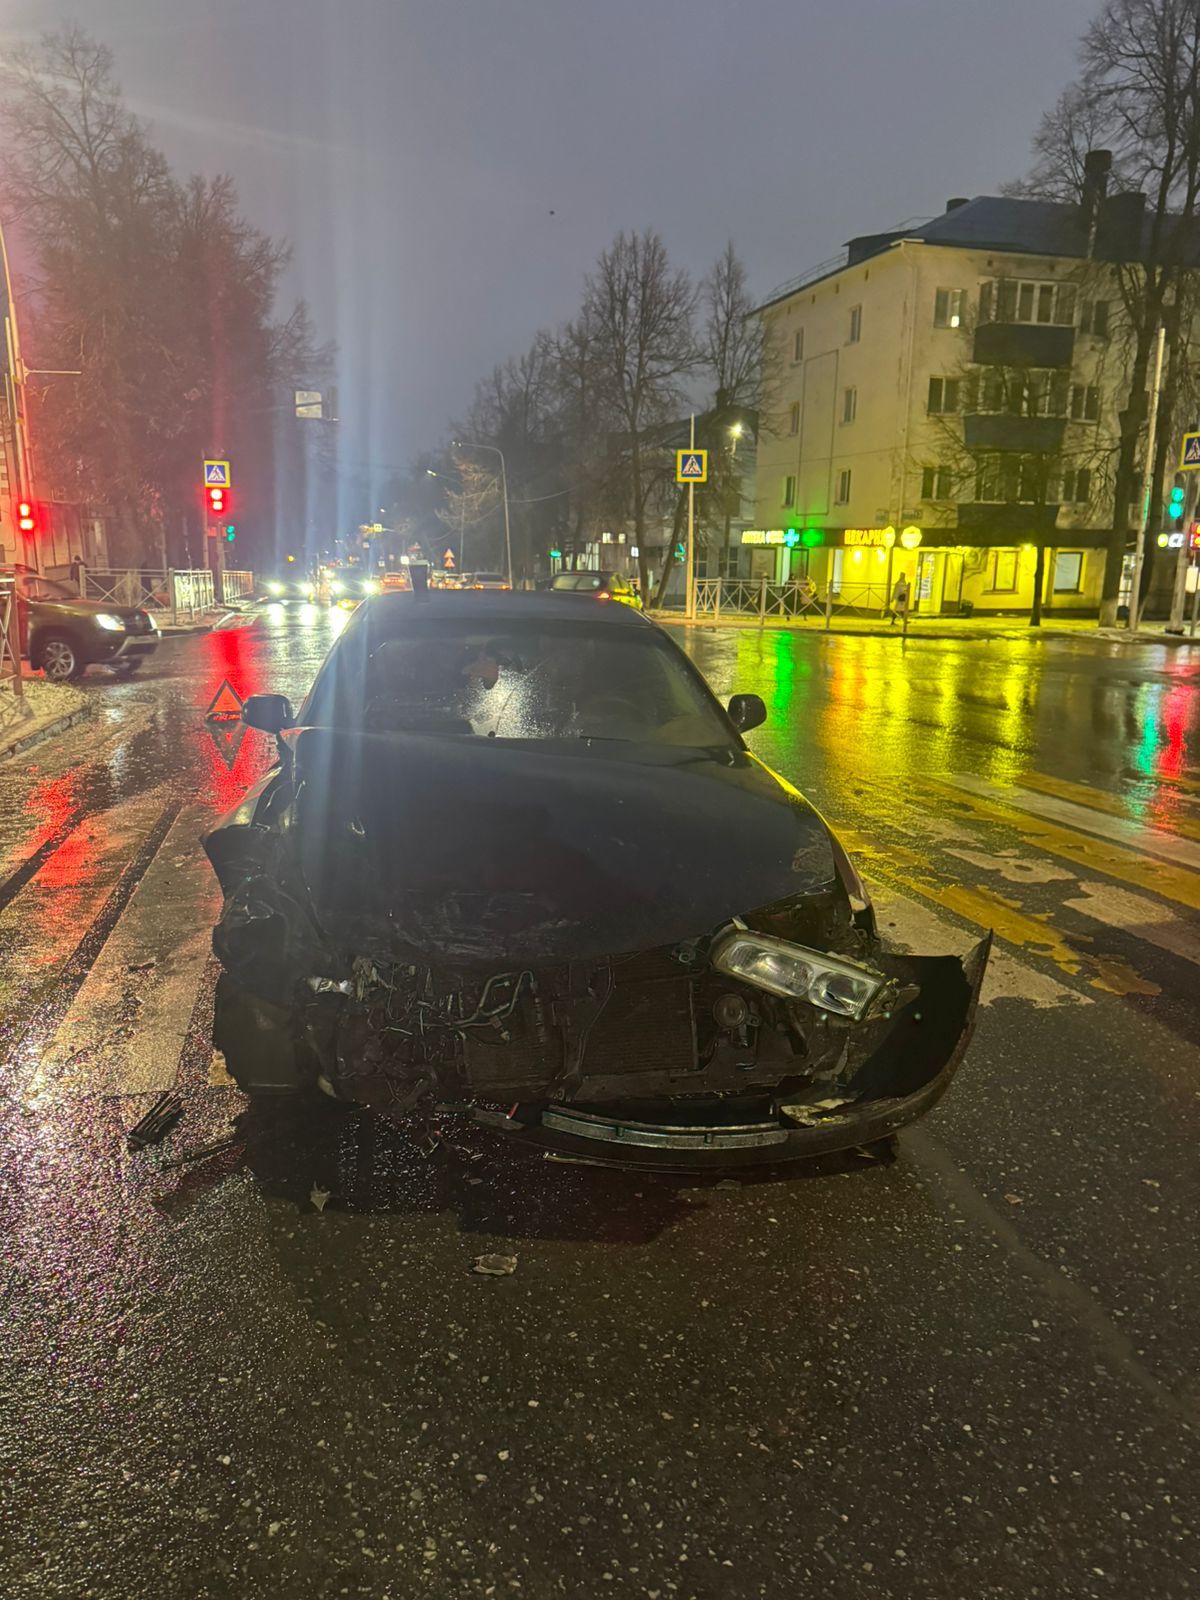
455,440,512,588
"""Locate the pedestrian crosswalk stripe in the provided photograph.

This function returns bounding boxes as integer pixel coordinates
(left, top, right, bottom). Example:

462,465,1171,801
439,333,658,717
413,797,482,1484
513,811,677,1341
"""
917,778,1200,914
950,773,1200,872
1063,881,1200,970
1016,771,1200,845
27,806,220,1101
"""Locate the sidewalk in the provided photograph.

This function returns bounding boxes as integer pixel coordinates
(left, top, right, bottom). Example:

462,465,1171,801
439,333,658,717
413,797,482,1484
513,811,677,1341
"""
0,679,93,762
650,611,1200,646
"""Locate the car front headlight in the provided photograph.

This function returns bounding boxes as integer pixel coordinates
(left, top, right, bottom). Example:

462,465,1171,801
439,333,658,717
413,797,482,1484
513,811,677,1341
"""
362,579,379,595
95,613,125,631
330,580,344,595
267,581,284,596
711,929,894,1022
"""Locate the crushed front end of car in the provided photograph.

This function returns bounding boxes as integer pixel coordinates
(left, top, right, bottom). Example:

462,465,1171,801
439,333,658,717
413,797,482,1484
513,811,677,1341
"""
204,724,989,1169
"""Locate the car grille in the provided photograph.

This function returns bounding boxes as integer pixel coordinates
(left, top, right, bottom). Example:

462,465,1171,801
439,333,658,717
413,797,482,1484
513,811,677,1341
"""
588,970,696,1075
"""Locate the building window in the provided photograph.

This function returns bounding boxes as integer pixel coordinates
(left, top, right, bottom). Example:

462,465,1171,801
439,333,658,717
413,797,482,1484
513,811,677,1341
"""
848,305,862,344
1053,551,1084,592
842,386,858,423
920,465,953,500
989,550,1019,592
1071,384,1101,421
927,376,960,415
835,468,852,504
788,401,800,435
782,474,796,506
980,278,1076,326
1060,467,1092,504
792,328,804,363
1080,300,1110,337
934,288,966,328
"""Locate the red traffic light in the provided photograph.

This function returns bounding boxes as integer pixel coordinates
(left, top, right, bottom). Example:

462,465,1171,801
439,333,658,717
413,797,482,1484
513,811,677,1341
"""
17,499,36,533
206,485,227,516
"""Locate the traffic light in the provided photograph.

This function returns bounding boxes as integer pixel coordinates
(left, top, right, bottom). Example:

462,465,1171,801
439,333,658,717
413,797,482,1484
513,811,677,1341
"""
224,525,236,542
17,500,35,534
1169,475,1186,527
206,484,227,518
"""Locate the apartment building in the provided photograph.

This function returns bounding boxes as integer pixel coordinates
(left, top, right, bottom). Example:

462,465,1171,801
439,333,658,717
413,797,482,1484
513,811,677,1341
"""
752,159,1143,617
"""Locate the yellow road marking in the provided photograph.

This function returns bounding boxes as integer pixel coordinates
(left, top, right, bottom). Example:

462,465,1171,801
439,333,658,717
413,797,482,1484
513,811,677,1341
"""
843,831,1161,997
917,779,1200,914
1018,771,1200,844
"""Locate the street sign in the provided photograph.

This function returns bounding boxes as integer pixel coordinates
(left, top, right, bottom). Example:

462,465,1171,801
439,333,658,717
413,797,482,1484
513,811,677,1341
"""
1181,432,1200,469
203,459,231,487
443,548,456,569
205,679,244,721
676,450,708,484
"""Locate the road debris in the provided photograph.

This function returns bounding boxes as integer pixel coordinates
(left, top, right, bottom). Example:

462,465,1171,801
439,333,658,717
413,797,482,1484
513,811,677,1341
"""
472,1254,517,1276
156,1136,240,1171
126,1091,183,1151
309,1185,332,1213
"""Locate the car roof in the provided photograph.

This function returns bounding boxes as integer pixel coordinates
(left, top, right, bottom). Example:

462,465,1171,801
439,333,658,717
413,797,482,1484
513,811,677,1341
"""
359,589,652,629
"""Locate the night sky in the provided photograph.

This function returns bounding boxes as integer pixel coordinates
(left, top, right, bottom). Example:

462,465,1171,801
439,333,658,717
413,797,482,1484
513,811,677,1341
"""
5,0,1101,507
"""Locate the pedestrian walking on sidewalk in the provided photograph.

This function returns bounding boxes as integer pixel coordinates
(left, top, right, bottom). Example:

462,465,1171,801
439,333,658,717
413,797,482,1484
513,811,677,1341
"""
69,553,86,594
890,573,910,627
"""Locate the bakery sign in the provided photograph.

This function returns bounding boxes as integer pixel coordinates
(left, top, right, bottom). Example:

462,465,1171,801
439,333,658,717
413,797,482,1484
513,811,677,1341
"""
843,526,896,548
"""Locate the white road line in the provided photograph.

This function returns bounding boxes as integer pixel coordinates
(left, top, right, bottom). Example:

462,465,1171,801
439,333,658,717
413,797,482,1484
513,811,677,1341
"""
948,772,1200,873
867,879,1090,1010
30,806,221,1099
1063,881,1200,970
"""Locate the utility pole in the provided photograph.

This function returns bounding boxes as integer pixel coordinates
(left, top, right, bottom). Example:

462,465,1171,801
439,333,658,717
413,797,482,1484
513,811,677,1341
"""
684,414,696,621
1129,324,1167,633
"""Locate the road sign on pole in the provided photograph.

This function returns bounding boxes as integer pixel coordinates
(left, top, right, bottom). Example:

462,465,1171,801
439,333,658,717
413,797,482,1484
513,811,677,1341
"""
1180,432,1200,469
676,449,708,484
203,459,231,487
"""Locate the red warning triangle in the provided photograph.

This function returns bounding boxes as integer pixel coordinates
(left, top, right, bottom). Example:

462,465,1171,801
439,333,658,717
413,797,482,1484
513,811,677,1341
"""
205,679,244,720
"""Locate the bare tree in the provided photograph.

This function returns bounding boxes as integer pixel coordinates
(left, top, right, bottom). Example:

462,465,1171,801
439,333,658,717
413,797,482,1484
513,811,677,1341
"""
1018,0,1200,620
581,230,696,597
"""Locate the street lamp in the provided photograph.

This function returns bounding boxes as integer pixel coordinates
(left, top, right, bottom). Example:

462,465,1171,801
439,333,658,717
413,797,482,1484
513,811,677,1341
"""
454,439,513,588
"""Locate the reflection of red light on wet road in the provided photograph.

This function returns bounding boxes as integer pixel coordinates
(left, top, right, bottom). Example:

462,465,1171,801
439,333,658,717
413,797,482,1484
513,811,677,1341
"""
200,626,255,714
1157,683,1192,780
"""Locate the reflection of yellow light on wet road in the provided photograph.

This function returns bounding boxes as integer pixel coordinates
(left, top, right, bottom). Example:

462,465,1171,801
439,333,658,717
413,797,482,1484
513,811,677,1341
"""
329,604,350,637
265,603,285,623
299,604,318,625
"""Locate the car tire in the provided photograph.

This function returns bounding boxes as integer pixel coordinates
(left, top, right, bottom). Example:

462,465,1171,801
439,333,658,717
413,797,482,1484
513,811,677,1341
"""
37,632,85,681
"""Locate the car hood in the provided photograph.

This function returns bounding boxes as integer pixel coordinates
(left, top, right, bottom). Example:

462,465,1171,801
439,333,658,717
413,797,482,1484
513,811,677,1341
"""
285,727,838,965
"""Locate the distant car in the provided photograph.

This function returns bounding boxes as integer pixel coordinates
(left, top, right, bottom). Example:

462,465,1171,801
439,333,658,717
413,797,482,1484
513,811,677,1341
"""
462,572,510,590
4,568,159,681
550,570,642,608
261,574,317,604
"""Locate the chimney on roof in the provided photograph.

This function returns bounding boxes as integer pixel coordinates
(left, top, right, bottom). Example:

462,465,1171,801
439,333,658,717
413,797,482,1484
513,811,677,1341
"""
1083,149,1113,256
945,197,969,212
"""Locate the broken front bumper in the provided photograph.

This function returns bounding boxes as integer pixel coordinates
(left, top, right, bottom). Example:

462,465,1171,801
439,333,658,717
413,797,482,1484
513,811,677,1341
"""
468,937,991,1170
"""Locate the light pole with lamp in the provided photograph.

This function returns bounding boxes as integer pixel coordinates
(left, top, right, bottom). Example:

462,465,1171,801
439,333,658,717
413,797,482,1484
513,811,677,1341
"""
454,439,512,588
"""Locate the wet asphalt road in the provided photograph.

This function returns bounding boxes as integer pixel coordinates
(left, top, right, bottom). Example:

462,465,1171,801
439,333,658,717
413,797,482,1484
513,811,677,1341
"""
2,609,1199,1599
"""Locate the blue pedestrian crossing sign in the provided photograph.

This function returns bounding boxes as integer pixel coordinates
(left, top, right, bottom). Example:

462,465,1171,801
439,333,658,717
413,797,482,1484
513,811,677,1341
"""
676,449,708,484
203,459,231,487
1180,433,1200,469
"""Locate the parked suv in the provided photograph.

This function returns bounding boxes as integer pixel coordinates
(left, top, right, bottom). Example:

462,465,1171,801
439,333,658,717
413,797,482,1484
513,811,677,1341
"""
5,569,160,680
549,569,642,608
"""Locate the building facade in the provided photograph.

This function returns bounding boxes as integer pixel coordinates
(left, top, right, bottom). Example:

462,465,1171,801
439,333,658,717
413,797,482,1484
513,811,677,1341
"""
753,176,1148,617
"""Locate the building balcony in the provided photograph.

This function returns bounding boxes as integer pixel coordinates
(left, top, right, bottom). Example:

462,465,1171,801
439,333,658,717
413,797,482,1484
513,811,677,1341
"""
963,414,1068,454
956,502,1061,536
973,323,1075,368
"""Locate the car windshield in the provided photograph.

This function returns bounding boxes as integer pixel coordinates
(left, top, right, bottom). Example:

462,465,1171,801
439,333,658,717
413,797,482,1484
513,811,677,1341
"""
305,615,734,749
552,574,606,591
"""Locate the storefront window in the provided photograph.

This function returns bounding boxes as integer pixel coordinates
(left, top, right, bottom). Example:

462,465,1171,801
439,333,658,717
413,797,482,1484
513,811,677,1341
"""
1052,551,1083,592
989,550,1019,592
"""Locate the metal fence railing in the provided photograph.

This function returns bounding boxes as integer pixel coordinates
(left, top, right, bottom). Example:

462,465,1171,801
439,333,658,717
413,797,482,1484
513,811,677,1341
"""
221,569,255,600
689,577,907,628
82,567,220,624
0,578,28,732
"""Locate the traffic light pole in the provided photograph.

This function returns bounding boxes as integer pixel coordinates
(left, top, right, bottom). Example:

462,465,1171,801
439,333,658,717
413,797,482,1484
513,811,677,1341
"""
1167,466,1199,633
1128,324,1166,633
684,414,696,621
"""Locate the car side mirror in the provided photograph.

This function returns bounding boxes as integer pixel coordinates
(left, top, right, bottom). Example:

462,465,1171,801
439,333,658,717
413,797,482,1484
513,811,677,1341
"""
242,693,295,734
727,693,766,734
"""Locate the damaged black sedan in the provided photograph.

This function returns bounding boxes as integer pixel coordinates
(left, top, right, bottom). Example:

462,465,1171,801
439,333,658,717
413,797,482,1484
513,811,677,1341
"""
204,592,988,1168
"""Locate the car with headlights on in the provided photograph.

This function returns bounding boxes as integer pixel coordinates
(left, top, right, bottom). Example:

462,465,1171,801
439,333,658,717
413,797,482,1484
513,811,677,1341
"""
260,572,318,604
5,568,159,680
203,591,989,1170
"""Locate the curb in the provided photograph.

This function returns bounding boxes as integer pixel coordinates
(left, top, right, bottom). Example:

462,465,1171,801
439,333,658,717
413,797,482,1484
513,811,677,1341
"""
0,698,96,763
